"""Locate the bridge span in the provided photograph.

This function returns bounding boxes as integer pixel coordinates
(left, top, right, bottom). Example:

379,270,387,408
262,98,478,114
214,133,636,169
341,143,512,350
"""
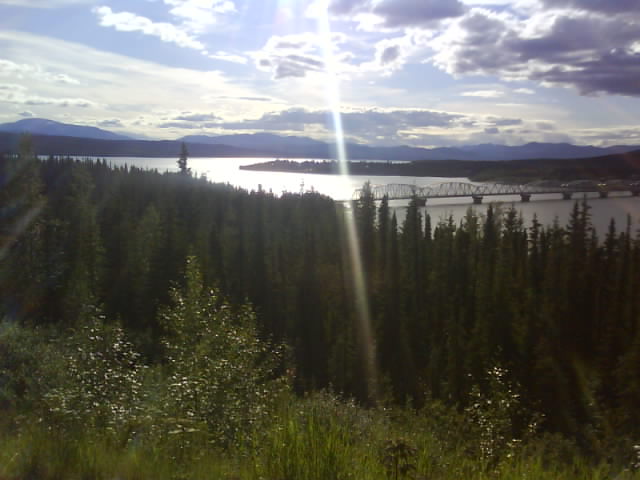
353,180,640,205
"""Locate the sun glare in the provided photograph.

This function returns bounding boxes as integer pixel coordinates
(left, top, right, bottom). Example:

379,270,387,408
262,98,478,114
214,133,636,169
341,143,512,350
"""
317,1,379,403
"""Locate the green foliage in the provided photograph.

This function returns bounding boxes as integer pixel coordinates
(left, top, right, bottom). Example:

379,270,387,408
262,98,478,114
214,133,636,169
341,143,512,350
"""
254,392,386,480
464,366,537,467
0,321,59,416
45,315,146,435
2,154,640,478
157,256,286,448
381,438,417,480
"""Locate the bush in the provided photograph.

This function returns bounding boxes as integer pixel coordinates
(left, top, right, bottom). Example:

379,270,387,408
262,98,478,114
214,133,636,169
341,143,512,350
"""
156,256,287,449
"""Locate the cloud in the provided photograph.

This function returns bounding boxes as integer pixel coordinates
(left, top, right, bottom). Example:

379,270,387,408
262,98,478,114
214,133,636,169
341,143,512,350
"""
19,110,34,117
0,0,95,6
461,89,503,98
0,59,79,85
314,0,465,29
93,6,205,51
0,86,96,108
163,0,236,33
157,121,209,129
536,121,555,130
373,0,466,28
211,95,273,102
209,51,247,64
429,7,640,96
359,33,426,75
97,119,123,128
174,112,220,121
484,127,499,134
540,0,640,15
328,0,368,15
487,117,522,126
514,88,535,94
0,30,270,137
221,107,466,142
253,33,352,80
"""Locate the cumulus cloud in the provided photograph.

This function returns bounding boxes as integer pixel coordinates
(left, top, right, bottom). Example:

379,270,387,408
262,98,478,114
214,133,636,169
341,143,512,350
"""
540,0,640,15
373,0,466,27
313,0,465,28
163,0,236,33
253,33,353,79
429,7,640,96
93,6,205,51
358,32,430,75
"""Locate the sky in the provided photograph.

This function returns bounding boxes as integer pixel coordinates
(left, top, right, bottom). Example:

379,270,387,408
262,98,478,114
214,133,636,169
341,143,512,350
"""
0,0,639,147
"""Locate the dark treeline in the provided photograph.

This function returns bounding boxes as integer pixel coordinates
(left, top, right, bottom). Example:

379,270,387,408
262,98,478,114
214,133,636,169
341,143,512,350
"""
241,153,640,182
2,143,640,445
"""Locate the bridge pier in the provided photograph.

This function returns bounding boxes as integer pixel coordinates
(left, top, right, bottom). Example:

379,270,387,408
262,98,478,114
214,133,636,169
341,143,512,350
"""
472,195,483,204
562,192,573,200
520,193,531,202
599,190,609,198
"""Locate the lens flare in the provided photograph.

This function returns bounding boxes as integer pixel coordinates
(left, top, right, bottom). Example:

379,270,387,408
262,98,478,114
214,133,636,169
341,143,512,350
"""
317,2,378,403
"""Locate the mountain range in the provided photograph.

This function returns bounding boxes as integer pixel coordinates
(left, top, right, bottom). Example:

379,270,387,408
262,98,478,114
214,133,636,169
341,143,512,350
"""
0,118,131,141
1,118,638,162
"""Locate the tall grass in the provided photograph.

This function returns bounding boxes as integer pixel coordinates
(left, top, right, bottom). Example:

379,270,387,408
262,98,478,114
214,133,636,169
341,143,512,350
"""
2,394,638,480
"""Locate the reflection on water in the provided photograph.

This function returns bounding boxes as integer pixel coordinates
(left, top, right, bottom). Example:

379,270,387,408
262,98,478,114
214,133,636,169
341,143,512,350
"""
101,157,640,234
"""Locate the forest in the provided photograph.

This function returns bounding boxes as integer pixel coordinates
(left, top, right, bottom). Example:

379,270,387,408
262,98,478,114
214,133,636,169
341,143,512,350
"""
240,152,640,182
1,139,640,479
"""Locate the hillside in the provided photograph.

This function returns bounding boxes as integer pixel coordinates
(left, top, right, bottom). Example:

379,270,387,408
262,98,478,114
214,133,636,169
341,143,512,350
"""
0,118,132,141
241,150,640,182
0,132,262,158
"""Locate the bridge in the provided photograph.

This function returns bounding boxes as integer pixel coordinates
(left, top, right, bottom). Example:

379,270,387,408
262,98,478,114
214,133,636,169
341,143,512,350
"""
353,180,640,205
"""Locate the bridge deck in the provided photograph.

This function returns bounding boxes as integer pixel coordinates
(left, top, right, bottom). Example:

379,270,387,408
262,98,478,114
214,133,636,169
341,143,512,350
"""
353,181,640,202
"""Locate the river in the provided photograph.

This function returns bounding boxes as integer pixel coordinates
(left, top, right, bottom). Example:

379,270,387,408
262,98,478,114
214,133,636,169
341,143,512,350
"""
100,156,640,235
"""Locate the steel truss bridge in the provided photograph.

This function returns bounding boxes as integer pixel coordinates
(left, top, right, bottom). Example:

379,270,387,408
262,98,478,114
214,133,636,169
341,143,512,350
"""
353,180,640,204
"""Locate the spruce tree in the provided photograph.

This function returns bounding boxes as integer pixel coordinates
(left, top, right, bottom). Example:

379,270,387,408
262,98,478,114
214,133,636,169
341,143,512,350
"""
177,142,190,175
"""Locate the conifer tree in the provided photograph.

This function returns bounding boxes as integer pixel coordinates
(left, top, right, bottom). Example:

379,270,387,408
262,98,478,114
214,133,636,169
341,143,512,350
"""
177,142,191,175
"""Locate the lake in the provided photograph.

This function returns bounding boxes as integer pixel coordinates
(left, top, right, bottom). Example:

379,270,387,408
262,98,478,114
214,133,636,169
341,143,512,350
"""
100,156,640,235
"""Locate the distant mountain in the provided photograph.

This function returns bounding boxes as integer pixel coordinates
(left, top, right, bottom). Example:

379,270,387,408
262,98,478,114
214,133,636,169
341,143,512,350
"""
0,118,131,141
0,132,262,158
2,118,638,161
180,133,640,162
183,132,327,151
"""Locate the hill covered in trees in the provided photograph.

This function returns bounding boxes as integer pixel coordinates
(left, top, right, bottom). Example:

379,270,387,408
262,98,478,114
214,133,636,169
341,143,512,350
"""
1,144,640,479
242,151,640,182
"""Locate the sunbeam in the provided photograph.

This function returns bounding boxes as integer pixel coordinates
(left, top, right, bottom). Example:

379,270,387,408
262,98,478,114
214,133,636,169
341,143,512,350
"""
317,1,378,404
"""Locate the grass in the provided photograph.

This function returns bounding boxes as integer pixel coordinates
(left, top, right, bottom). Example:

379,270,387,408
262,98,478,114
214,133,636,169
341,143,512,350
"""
2,393,638,480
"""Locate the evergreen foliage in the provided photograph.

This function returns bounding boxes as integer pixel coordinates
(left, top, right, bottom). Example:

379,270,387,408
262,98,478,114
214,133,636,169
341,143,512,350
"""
1,148,640,477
